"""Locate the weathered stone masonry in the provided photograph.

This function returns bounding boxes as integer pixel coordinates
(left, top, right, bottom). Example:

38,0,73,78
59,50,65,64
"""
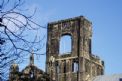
46,16,104,81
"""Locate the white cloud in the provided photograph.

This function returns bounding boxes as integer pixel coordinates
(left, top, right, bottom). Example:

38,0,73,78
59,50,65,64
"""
3,13,27,32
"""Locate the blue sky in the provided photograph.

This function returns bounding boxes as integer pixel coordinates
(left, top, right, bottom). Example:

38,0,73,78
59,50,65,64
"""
20,0,122,75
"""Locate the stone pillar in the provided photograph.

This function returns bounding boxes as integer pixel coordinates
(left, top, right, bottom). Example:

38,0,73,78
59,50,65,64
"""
79,57,85,81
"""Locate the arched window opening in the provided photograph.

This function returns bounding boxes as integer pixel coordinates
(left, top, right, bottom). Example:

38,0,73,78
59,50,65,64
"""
59,35,72,55
63,61,66,73
56,61,60,73
72,61,78,72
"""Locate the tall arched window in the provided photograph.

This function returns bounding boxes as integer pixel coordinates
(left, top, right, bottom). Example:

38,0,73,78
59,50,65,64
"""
59,35,72,55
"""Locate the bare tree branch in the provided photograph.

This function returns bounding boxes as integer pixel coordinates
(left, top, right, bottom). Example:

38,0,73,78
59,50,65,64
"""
0,0,47,80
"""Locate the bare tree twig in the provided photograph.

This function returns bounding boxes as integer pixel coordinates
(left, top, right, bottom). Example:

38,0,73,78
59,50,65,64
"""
0,0,47,80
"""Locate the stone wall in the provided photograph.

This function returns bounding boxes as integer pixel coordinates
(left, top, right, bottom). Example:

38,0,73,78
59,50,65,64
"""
46,16,104,81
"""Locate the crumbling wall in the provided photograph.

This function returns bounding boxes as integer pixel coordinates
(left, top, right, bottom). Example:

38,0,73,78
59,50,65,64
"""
46,16,104,81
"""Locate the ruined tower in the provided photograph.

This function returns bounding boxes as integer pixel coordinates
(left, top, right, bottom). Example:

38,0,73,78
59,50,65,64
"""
46,16,104,81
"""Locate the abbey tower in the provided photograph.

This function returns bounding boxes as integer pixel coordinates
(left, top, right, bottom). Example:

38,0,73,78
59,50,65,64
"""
46,16,104,81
